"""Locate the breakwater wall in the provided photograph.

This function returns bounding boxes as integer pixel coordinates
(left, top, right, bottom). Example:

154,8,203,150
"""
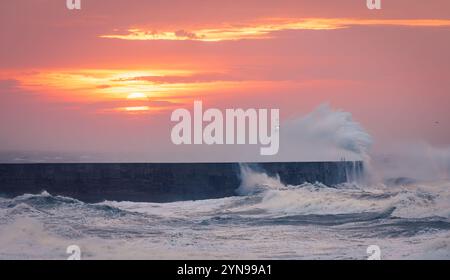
0,162,363,203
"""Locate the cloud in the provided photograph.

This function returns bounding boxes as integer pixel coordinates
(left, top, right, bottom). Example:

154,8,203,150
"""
100,18,450,42
119,72,240,84
59,99,179,108
174,29,199,39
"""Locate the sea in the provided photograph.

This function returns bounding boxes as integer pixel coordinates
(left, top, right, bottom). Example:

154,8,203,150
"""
0,166,449,260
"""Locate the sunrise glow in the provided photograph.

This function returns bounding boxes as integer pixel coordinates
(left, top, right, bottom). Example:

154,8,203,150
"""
100,18,450,42
127,92,148,99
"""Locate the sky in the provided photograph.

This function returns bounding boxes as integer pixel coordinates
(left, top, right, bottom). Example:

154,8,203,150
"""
0,0,449,162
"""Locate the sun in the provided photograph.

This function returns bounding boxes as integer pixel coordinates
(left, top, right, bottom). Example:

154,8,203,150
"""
127,92,148,99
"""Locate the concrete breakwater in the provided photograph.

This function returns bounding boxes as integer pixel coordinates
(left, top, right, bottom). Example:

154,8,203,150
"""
0,162,362,203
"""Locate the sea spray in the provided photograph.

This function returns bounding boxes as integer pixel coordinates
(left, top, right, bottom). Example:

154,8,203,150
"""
236,164,286,196
279,104,374,183
374,142,450,182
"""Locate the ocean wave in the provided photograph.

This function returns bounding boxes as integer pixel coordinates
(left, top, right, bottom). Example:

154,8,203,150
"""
1,173,449,259
233,165,450,220
0,191,135,219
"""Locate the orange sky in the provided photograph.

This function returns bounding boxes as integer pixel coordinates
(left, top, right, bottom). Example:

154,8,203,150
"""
0,0,449,161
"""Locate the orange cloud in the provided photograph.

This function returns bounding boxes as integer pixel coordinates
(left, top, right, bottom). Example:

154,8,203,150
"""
100,18,450,42
2,69,282,115
10,69,192,101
